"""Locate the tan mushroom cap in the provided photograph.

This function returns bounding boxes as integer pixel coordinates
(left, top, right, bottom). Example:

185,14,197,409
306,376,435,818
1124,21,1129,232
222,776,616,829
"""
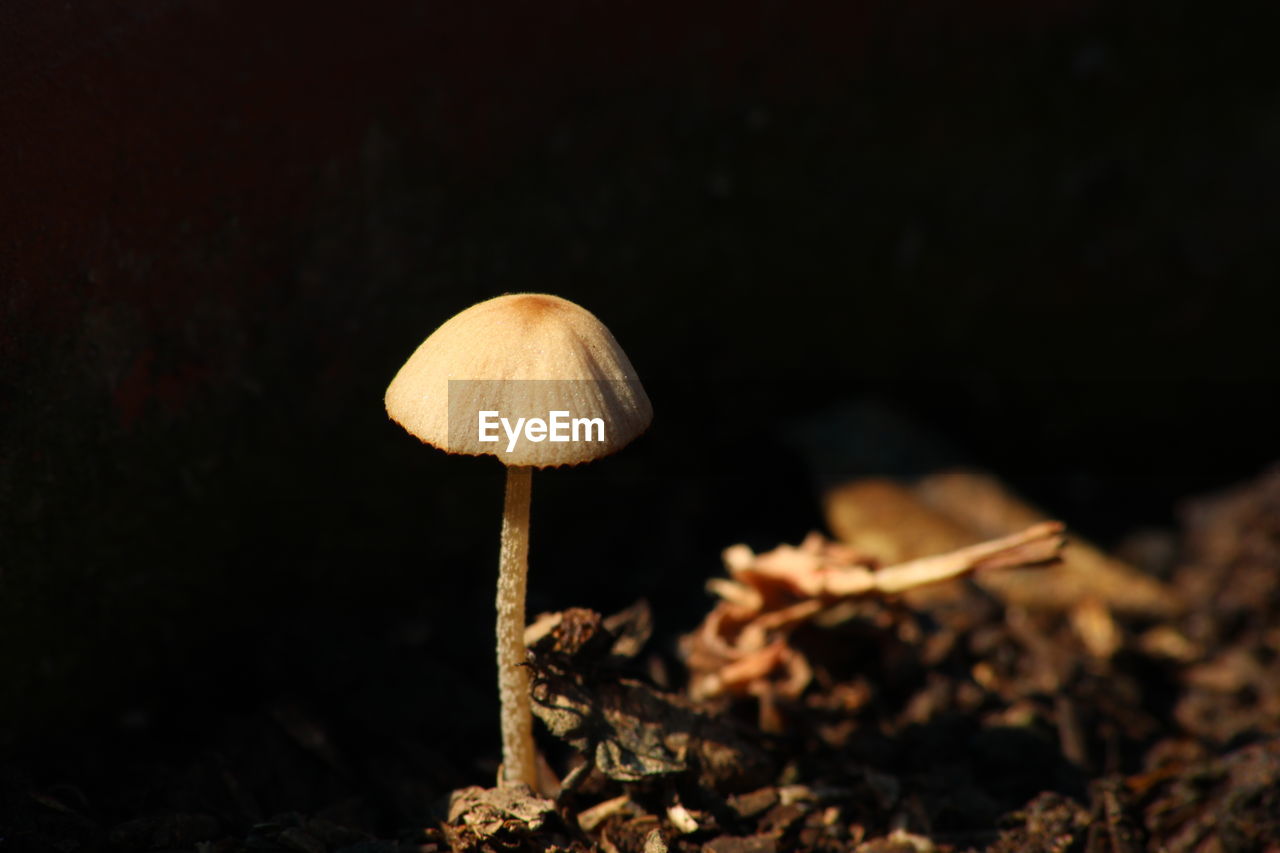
385,293,653,467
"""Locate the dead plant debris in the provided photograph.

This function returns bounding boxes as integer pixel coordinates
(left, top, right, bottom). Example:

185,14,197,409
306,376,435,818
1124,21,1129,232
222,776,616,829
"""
443,785,561,852
680,521,1066,732
525,604,774,794
6,467,1280,853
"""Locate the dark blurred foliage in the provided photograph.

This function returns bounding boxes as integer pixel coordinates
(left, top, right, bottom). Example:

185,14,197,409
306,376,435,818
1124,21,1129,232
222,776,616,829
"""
0,0,1276,815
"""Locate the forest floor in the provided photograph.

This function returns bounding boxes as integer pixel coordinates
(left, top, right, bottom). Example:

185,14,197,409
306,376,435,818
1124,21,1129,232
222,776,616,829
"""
4,467,1279,853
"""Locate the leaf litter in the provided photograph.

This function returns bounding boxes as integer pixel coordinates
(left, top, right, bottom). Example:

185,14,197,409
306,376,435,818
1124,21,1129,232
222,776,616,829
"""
8,467,1280,852
446,467,1280,851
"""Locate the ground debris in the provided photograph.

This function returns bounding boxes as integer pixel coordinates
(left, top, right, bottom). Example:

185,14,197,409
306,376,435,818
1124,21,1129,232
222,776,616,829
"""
680,520,1065,729
442,784,564,852
724,788,778,821
1084,779,1143,853
854,829,935,853
1131,736,1280,853
985,792,1091,853
15,467,1280,853
1168,466,1280,745
527,606,773,793
109,813,223,852
828,474,1183,617
243,814,373,853
702,835,777,853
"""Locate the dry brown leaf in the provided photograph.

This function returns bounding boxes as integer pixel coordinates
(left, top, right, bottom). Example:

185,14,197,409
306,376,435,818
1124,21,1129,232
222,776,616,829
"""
682,521,1067,725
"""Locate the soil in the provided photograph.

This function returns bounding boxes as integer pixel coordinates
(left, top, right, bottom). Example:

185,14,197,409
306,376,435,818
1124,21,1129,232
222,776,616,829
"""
3,467,1279,853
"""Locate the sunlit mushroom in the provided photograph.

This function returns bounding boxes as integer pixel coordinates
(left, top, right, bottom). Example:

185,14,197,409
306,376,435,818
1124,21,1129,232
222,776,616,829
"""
385,293,652,788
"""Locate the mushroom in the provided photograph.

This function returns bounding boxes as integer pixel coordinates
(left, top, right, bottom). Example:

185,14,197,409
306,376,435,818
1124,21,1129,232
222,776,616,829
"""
385,293,652,788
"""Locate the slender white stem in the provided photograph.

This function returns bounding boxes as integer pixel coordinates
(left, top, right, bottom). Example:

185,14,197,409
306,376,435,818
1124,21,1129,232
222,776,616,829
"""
497,465,537,788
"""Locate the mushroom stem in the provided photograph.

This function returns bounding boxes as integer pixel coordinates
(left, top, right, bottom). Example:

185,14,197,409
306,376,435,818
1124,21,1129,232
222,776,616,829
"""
497,464,537,788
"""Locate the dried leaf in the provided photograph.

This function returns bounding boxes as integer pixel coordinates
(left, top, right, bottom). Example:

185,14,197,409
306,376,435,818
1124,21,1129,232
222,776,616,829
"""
443,784,557,852
529,607,773,792
914,470,1184,616
682,521,1067,722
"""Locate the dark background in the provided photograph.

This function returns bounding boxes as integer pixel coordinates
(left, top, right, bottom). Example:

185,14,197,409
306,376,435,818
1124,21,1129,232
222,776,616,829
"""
1,0,1276,827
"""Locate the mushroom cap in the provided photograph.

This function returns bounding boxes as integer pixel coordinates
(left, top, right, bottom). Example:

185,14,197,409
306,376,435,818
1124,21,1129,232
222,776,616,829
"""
385,293,653,467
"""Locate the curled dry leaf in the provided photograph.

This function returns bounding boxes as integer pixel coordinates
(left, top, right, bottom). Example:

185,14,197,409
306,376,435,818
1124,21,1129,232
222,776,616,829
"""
681,523,1067,722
